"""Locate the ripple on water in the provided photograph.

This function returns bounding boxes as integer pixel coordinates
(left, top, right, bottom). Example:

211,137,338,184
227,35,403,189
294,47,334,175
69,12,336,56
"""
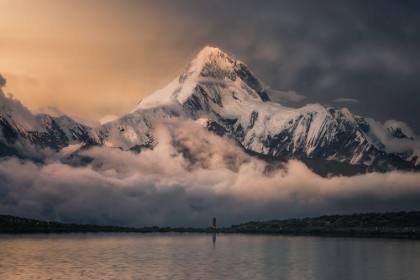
0,233,419,279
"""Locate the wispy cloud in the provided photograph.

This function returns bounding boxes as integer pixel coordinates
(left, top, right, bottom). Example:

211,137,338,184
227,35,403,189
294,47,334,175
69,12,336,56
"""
266,87,306,104
332,98,360,103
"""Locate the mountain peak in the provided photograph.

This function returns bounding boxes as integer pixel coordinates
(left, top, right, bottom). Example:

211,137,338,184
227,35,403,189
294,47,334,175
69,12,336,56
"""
136,46,271,110
196,46,223,57
385,120,416,140
182,47,270,101
179,46,237,82
193,46,232,66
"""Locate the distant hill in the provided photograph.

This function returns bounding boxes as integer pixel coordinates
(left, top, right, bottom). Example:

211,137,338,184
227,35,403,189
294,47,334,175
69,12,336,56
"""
2,211,420,239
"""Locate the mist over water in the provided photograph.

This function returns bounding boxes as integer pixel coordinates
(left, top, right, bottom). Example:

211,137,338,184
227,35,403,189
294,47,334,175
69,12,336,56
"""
1,119,420,227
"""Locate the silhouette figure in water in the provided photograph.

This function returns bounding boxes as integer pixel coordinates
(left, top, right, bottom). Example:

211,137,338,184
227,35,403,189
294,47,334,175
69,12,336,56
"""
213,217,217,228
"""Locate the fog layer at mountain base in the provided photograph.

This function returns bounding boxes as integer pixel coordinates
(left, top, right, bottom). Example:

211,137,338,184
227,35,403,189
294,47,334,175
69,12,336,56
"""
1,119,419,227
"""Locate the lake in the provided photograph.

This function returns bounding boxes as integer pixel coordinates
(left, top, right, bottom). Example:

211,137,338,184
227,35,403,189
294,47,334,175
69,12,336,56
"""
0,233,419,279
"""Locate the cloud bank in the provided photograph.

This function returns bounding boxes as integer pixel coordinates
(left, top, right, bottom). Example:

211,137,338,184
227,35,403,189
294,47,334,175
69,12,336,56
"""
1,118,420,228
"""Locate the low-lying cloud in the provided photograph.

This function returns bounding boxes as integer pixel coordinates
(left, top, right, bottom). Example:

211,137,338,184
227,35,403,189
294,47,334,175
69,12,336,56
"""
266,87,306,104
1,118,420,228
367,118,420,154
0,74,39,131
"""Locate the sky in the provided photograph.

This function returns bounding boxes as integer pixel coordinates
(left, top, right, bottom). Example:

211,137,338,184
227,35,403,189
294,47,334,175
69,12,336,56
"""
1,0,420,131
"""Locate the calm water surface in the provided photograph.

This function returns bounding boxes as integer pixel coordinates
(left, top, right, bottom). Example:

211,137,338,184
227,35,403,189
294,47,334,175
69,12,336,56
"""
0,233,419,279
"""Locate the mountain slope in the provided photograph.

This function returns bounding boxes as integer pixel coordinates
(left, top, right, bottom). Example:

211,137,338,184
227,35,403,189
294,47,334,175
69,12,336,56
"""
0,98,97,159
101,46,419,170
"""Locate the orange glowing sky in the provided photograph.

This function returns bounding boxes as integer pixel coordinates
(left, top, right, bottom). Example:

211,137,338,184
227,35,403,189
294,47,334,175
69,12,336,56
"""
1,0,204,124
2,0,420,132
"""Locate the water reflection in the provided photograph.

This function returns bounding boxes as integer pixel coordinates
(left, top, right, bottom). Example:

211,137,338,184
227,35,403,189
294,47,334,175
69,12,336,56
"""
0,233,419,279
212,233,216,248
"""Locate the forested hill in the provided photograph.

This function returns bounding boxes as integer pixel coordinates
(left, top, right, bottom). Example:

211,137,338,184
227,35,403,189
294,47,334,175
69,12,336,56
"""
1,211,420,238
231,211,420,235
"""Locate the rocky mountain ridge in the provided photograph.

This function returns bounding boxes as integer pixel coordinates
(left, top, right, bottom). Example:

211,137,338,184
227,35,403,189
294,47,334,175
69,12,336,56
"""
1,46,419,174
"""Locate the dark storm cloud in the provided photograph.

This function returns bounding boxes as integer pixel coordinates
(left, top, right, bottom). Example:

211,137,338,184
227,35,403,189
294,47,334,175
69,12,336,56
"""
1,119,420,227
149,0,420,132
0,74,6,88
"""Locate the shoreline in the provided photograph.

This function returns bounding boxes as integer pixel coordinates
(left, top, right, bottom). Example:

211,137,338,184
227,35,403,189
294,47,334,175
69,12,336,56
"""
2,212,420,239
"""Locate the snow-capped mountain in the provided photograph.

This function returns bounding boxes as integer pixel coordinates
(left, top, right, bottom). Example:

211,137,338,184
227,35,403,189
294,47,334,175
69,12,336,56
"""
35,114,93,145
97,46,420,170
0,101,94,158
1,46,419,172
